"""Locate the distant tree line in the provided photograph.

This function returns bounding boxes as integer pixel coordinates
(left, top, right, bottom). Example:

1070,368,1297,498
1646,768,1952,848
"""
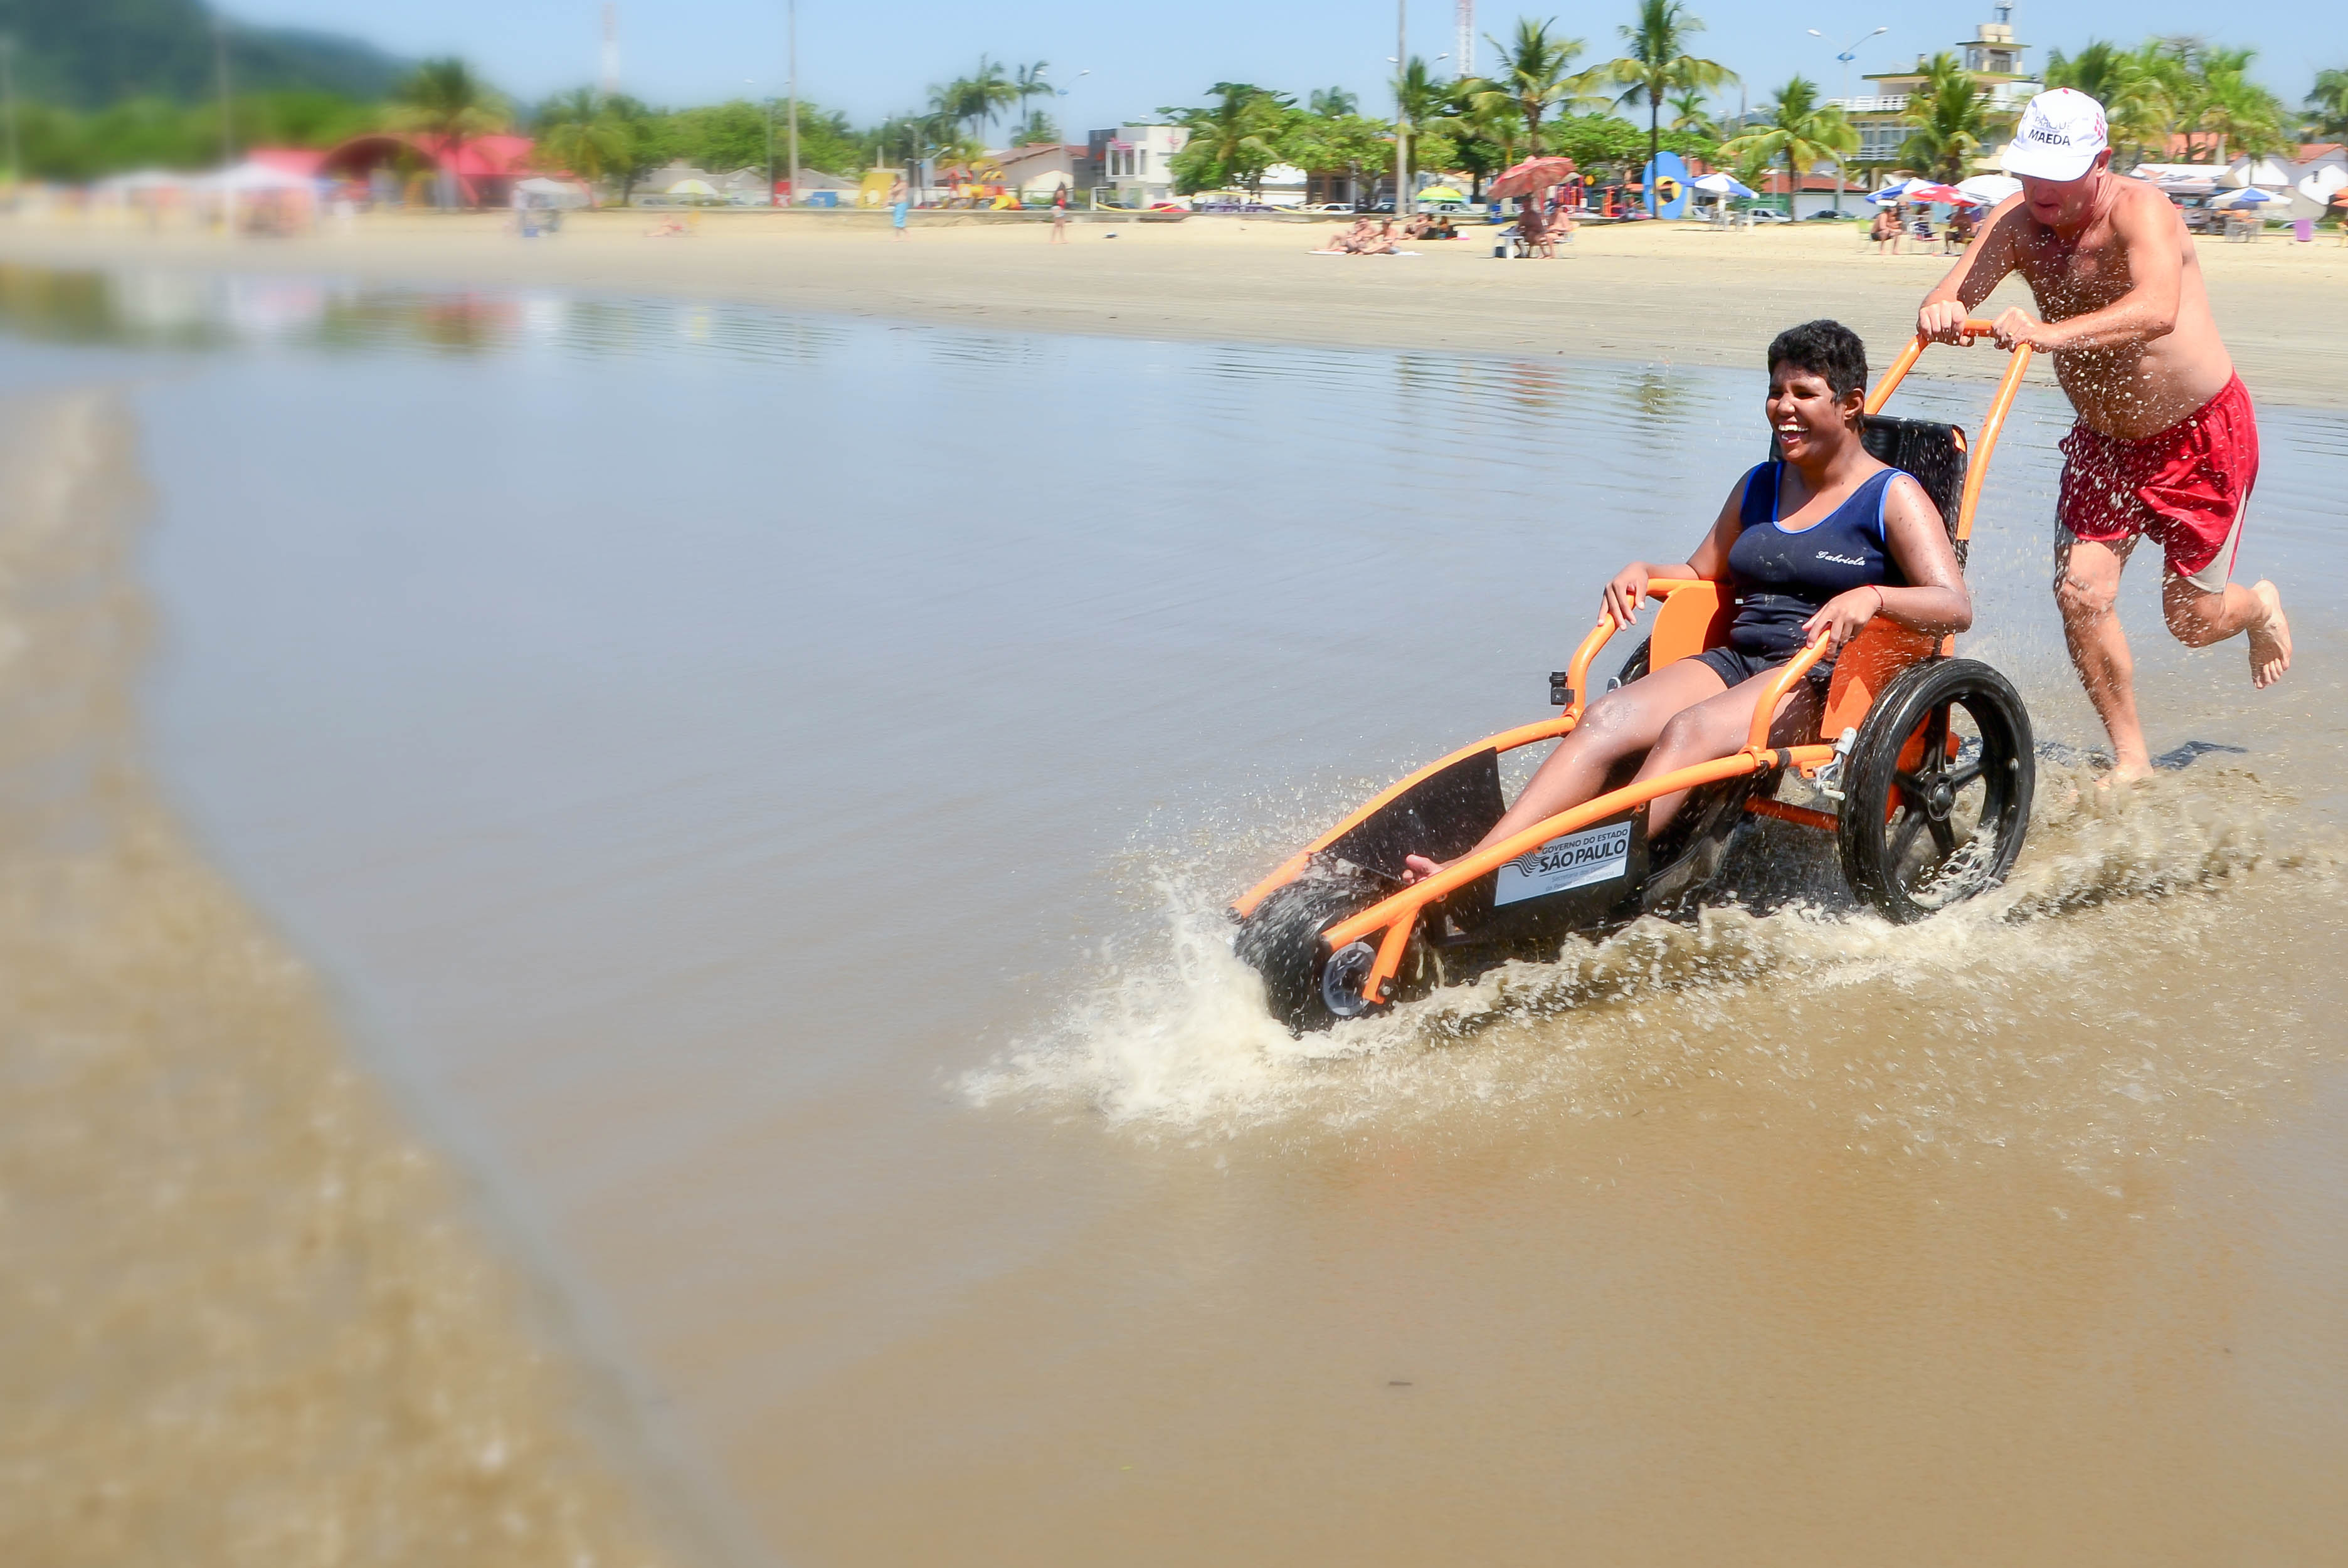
8,8,2340,204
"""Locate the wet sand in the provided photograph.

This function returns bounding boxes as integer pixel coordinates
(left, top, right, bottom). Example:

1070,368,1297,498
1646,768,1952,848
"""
0,393,704,1567
2,209,2344,408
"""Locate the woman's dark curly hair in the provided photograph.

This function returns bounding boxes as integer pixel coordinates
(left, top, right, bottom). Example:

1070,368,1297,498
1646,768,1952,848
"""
1767,318,1869,400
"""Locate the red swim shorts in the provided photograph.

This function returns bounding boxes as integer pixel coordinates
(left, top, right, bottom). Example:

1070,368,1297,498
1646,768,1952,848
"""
2056,373,2260,593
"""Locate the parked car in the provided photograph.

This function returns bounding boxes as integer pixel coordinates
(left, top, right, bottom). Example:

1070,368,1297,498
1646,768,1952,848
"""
1803,209,1851,220
1365,199,1396,213
1747,208,1793,223
1305,202,1355,213
1417,199,1469,215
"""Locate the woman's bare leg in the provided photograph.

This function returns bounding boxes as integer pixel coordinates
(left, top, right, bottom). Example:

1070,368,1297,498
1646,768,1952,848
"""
1403,659,1727,879
1636,669,1822,833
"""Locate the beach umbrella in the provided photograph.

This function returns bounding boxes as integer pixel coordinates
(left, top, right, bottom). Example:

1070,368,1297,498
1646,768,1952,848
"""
1691,172,1757,199
1487,156,1577,199
2211,187,2282,208
1904,182,1967,205
665,178,719,196
1418,185,1466,203
1955,174,2021,206
1869,179,1915,205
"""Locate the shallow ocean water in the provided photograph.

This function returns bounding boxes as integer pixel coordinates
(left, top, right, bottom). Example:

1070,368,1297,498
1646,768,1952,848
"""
6,266,2348,1564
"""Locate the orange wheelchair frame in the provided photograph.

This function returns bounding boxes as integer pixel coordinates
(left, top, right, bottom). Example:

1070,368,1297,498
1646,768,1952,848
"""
1233,324,2039,1028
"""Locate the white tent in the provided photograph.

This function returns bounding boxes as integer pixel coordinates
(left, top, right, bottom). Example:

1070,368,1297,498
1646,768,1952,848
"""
1955,174,2021,206
516,175,590,209
196,160,320,194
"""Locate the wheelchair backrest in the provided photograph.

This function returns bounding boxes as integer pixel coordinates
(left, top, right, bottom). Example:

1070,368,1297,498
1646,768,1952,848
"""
1859,416,1969,562
1768,416,1971,566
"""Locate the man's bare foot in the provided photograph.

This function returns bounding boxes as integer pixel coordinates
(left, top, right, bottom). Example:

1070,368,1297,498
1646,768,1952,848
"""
2097,760,2154,790
2247,580,2291,690
1401,853,1446,885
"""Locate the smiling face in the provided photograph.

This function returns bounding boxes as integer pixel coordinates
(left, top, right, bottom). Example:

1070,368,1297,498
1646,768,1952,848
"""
2018,150,2113,229
1765,362,1864,466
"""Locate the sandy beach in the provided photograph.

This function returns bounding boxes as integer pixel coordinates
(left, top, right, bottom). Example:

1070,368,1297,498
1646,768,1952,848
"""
4,208,2344,408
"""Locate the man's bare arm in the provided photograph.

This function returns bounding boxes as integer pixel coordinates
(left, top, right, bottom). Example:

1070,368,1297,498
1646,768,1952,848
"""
1917,196,2023,342
2004,192,2182,352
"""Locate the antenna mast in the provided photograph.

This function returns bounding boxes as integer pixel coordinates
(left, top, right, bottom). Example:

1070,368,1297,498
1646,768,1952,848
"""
600,3,620,100
1454,0,1473,77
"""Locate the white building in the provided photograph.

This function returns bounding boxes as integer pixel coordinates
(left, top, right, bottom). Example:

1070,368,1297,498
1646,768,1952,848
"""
1834,16,2041,177
1084,124,1190,207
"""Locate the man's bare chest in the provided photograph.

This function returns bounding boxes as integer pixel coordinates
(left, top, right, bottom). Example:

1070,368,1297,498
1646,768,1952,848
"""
2015,232,2131,320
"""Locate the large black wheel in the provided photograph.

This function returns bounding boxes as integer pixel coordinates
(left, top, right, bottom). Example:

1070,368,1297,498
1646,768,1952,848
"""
1838,658,2034,923
1234,861,1396,1033
1607,636,1751,915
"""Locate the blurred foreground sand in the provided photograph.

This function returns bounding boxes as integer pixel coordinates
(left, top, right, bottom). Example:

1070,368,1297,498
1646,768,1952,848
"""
0,394,704,1567
3,209,2343,407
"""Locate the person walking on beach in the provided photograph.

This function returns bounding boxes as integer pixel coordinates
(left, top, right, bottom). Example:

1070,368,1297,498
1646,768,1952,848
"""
1917,87,2290,781
888,176,909,241
1050,184,1069,243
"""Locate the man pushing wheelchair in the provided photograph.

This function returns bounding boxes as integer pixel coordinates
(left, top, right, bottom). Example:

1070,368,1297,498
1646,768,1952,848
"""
1916,87,2290,781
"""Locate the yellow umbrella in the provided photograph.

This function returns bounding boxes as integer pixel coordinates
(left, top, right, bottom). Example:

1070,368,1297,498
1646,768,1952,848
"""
1419,186,1466,203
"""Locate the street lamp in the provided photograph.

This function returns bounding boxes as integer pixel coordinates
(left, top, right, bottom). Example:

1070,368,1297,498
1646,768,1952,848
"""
784,0,799,209
1808,24,1886,216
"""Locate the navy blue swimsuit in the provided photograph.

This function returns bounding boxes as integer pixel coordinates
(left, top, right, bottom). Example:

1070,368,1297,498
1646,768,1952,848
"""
1693,461,1904,690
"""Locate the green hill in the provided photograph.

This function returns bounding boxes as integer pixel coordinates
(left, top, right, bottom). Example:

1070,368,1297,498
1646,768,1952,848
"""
0,0,411,107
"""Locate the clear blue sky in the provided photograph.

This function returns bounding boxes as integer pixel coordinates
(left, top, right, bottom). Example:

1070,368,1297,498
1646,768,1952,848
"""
230,0,2341,130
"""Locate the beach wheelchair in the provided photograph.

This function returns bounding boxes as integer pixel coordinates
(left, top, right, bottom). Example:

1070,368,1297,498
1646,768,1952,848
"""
1234,325,2042,1031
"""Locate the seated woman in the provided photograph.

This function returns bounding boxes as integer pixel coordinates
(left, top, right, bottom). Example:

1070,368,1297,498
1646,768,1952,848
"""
1403,319,1971,883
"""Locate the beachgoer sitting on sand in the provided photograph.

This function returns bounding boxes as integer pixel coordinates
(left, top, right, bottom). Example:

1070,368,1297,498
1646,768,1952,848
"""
1359,220,1399,255
1430,216,1459,239
1312,218,1370,255
1400,319,1972,882
1870,207,1900,255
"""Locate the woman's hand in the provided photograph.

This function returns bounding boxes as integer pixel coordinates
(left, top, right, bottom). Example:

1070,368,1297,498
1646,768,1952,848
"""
1602,564,1652,628
1802,586,1885,651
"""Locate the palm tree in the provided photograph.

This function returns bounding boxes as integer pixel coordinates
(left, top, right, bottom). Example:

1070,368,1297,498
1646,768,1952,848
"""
1598,0,1735,192
967,56,1018,139
1006,109,1060,147
1015,60,1054,114
2044,39,2170,166
1721,76,1853,211
1392,54,1452,192
1308,87,1359,118
2308,68,2348,140
1472,18,1587,152
2192,47,2287,165
1157,83,1293,196
1666,87,1715,137
540,113,627,203
392,57,509,209
1898,53,1996,182
1437,78,1524,197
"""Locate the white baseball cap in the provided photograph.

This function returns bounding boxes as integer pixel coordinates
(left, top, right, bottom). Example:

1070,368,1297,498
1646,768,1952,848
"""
2001,88,2110,181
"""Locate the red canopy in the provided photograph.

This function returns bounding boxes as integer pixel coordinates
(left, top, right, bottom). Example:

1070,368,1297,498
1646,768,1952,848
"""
1488,156,1578,199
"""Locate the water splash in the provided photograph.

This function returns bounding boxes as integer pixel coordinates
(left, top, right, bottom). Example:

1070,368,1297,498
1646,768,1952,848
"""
966,759,2332,1149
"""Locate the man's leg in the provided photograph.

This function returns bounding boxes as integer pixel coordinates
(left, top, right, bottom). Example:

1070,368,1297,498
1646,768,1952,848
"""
2162,573,2292,688
2053,530,2153,778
